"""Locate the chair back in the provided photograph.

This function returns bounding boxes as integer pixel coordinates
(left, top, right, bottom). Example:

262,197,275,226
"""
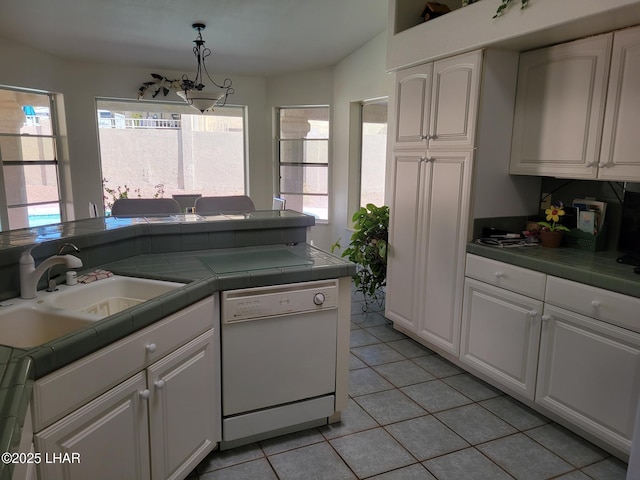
272,197,286,210
195,195,256,214
111,198,181,216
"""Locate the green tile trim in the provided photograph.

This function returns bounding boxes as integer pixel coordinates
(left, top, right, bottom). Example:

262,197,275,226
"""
94,312,134,348
48,327,98,371
466,243,640,299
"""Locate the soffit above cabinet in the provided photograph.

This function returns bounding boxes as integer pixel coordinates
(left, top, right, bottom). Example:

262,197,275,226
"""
387,0,640,71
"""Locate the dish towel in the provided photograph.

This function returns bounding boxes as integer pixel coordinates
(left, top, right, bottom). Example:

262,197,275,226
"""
77,269,113,283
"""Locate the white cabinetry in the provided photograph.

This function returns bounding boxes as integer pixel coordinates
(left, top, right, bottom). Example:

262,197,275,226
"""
147,330,218,480
393,51,481,149
386,150,472,355
510,25,640,182
460,255,640,457
509,34,612,178
386,50,481,357
35,373,151,480
386,49,539,357
33,296,220,480
537,277,640,455
598,24,640,182
461,255,546,399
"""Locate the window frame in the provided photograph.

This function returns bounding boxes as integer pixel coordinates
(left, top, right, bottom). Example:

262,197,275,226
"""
276,105,330,223
0,87,62,230
358,99,388,209
96,98,249,213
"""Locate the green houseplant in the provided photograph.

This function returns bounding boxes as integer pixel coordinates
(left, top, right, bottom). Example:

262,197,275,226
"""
332,204,389,310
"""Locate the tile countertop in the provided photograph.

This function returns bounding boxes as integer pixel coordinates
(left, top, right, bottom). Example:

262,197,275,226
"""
466,242,640,299
0,243,355,479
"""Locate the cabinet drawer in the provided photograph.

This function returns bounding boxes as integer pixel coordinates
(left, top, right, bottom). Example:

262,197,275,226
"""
465,254,546,300
545,276,640,333
33,296,216,431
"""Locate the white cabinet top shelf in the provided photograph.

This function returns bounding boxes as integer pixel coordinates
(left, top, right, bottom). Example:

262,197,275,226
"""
387,0,640,71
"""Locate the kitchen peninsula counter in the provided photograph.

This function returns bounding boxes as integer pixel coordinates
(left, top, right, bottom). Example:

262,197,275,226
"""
0,211,355,479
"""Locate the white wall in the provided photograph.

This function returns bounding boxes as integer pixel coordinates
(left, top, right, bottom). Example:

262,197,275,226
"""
329,31,393,252
267,33,392,251
0,33,390,248
0,36,269,216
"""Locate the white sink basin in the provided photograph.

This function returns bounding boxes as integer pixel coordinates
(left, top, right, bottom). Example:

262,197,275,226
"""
0,305,93,348
0,275,185,348
44,276,184,317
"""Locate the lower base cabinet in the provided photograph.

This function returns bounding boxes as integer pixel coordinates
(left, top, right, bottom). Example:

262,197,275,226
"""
35,372,150,480
444,254,640,458
536,304,640,454
460,278,542,400
34,329,218,480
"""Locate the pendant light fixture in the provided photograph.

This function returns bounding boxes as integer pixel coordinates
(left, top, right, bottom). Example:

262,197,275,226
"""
137,23,234,113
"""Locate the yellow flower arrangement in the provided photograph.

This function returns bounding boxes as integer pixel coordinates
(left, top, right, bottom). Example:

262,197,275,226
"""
538,203,571,232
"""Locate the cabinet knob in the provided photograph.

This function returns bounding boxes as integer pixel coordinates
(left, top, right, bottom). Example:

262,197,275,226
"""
494,271,503,278
591,300,601,308
145,343,157,353
139,389,151,400
541,314,551,322
313,293,326,306
528,310,538,318
421,134,432,140
585,161,595,168
154,379,166,390
598,162,607,168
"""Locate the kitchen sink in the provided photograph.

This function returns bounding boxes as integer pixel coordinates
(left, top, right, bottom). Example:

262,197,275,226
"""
0,305,94,348
44,275,185,317
0,275,185,348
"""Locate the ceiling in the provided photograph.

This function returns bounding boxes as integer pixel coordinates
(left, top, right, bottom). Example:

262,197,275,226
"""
0,0,388,77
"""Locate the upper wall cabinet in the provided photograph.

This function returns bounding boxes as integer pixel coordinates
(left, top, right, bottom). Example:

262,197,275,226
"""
510,25,640,182
509,34,613,179
394,51,481,149
598,25,640,182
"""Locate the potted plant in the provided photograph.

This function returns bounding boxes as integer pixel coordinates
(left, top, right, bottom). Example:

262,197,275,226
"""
538,202,570,247
332,204,389,310
462,0,529,18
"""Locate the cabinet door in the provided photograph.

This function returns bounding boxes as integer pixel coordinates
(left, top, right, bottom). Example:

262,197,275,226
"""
536,305,640,455
429,50,481,149
417,150,473,356
461,278,542,400
147,329,219,480
385,151,424,333
393,63,432,148
598,25,640,182
34,372,150,480
510,34,612,178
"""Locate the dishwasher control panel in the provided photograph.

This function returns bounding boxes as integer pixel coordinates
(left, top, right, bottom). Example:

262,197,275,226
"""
222,279,338,323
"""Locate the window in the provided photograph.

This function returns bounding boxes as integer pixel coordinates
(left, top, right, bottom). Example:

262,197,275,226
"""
97,99,246,213
0,88,62,231
359,101,387,208
277,107,329,222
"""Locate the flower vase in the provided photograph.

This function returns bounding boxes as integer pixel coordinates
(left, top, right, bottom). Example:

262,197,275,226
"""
539,230,563,248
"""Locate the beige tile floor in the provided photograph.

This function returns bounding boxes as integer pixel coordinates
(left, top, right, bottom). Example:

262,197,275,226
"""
189,288,629,480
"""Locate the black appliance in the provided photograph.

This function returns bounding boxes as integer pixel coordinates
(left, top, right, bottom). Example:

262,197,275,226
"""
617,190,640,266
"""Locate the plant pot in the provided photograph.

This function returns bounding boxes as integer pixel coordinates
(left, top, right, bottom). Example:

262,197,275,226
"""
539,230,563,248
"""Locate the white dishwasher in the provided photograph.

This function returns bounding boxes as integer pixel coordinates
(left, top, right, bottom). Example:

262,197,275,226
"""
220,279,338,446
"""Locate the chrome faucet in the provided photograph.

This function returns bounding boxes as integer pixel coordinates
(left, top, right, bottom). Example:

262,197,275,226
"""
19,243,83,299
